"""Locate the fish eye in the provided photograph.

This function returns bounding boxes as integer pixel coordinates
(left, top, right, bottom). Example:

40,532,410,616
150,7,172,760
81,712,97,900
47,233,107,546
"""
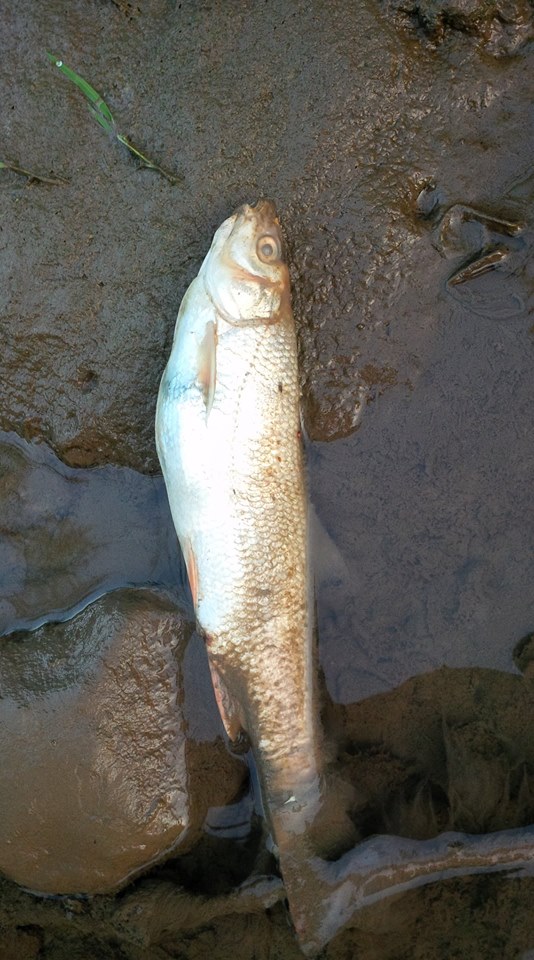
257,235,280,263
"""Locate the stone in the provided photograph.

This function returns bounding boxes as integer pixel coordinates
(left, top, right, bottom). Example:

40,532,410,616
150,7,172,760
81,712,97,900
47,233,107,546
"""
0,589,192,894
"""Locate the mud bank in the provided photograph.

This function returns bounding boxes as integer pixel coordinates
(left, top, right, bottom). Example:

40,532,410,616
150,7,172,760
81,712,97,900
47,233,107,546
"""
1,0,533,956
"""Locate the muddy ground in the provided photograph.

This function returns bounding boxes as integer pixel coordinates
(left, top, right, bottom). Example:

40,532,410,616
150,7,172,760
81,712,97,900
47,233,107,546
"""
1,0,534,956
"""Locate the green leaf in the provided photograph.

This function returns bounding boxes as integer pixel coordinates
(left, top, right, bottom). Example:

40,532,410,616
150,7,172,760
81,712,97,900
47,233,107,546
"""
46,52,115,133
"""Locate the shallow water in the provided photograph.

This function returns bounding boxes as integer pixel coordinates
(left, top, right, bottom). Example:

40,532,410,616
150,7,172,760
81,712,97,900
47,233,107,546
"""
311,344,534,704
0,430,185,636
2,410,533,709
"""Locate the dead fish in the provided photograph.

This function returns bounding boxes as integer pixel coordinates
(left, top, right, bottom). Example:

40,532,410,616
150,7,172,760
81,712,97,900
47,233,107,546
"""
156,199,335,943
156,200,321,814
155,201,534,957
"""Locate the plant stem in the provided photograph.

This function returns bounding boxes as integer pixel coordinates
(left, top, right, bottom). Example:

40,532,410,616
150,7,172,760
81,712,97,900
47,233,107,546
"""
0,160,69,185
116,134,184,184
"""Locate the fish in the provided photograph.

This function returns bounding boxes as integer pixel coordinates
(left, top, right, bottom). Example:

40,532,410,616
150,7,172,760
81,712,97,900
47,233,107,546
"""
155,199,335,948
155,200,321,815
155,200,534,956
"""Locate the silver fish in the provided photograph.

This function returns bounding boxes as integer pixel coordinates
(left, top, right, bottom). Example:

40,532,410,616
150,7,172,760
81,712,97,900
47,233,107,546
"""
155,201,534,956
156,199,321,806
156,199,330,944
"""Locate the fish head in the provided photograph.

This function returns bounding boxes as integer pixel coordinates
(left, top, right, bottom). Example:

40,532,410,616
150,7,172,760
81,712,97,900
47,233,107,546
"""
202,199,290,325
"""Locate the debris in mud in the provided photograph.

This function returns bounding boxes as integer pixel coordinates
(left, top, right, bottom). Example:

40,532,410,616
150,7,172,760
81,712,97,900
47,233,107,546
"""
432,205,524,259
416,200,530,316
448,243,509,285
438,206,528,316
0,159,69,185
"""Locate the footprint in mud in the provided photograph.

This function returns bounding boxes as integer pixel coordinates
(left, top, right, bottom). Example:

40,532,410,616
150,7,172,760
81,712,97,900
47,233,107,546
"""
0,430,185,636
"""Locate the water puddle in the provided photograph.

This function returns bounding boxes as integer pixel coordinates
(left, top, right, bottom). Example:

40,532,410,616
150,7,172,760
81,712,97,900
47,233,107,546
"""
0,431,187,637
309,316,534,705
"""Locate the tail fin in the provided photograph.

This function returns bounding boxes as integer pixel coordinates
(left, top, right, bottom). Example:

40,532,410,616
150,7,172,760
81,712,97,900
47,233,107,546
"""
278,824,534,956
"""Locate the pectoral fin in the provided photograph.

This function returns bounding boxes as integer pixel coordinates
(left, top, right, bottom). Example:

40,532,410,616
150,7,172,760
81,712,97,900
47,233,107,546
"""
196,320,217,417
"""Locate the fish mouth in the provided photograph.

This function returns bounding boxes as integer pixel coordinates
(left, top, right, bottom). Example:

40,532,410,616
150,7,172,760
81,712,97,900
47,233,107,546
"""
249,197,278,219
239,198,280,226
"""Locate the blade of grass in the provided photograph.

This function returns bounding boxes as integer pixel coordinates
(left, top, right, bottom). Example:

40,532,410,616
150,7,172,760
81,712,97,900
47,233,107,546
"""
46,52,115,134
115,134,183,184
47,52,183,184
0,159,69,185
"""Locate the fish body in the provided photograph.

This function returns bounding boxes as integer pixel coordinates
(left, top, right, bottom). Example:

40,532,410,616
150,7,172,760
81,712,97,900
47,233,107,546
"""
156,201,322,832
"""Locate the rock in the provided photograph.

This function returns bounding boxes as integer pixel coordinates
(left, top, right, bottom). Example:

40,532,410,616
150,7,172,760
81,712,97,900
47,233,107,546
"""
0,589,193,894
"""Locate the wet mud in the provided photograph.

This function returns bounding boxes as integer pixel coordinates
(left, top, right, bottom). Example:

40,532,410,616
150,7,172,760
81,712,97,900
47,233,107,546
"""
1,0,534,956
